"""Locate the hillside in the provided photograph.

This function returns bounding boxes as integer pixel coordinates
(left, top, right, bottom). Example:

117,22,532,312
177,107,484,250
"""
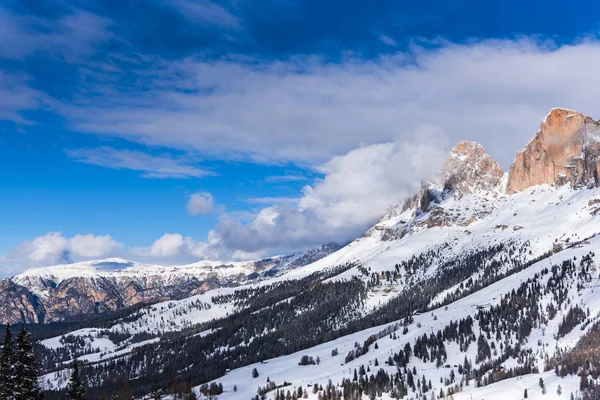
8,108,600,399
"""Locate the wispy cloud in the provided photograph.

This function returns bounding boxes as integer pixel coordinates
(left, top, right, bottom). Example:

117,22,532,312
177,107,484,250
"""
0,72,49,124
58,38,600,168
166,0,242,30
378,34,397,47
245,196,299,205
0,7,113,61
66,146,216,179
264,174,311,183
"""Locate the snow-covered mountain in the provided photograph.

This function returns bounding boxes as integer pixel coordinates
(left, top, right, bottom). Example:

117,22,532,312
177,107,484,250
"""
13,108,600,399
0,243,341,324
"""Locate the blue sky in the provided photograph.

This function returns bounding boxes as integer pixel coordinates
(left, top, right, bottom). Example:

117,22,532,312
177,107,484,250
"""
2,0,600,274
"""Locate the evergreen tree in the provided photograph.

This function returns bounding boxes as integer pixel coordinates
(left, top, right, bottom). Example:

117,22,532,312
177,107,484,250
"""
14,325,43,400
67,359,86,400
0,324,15,400
151,383,163,400
580,373,588,391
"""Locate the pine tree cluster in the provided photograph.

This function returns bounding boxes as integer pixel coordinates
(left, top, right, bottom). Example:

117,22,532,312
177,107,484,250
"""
0,325,44,400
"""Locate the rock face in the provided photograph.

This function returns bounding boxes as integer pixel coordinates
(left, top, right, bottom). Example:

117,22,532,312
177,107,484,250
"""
507,108,600,194
370,141,504,240
443,141,505,197
0,279,45,324
33,275,210,322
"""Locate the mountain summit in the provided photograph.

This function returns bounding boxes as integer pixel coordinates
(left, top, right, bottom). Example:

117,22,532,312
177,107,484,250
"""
442,140,505,197
507,108,600,193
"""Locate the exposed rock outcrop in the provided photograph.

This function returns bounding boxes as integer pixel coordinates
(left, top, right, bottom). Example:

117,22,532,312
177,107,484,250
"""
370,141,504,239
0,279,45,324
443,141,505,197
507,108,600,194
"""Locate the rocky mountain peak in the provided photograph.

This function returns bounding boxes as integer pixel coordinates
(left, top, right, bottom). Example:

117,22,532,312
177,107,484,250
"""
506,108,600,194
442,141,505,197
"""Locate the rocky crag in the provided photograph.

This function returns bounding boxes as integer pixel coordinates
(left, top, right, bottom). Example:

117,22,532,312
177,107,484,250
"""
507,108,600,193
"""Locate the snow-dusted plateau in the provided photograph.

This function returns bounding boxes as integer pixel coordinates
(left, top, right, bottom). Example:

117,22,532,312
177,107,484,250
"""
4,108,600,399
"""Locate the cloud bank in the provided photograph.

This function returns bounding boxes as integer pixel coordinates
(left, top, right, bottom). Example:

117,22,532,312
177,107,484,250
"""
59,38,600,168
211,129,448,254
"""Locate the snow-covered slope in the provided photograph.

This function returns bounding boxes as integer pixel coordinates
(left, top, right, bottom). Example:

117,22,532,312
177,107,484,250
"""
197,232,600,400
27,109,600,399
35,183,600,399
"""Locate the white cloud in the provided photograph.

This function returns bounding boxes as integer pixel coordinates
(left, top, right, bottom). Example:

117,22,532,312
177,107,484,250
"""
69,234,123,258
299,126,448,227
147,233,189,257
136,232,226,261
187,191,215,215
10,37,600,264
208,130,448,253
25,232,71,265
66,146,215,179
8,232,122,267
59,38,600,168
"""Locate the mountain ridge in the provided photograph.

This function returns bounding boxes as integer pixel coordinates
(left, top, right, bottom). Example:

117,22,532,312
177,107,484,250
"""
0,243,341,324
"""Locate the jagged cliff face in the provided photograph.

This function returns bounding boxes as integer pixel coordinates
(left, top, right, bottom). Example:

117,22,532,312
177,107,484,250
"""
0,279,45,324
443,141,505,196
507,108,600,194
369,141,504,240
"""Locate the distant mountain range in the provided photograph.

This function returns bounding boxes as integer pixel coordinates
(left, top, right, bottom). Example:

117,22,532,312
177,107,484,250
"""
0,243,341,324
